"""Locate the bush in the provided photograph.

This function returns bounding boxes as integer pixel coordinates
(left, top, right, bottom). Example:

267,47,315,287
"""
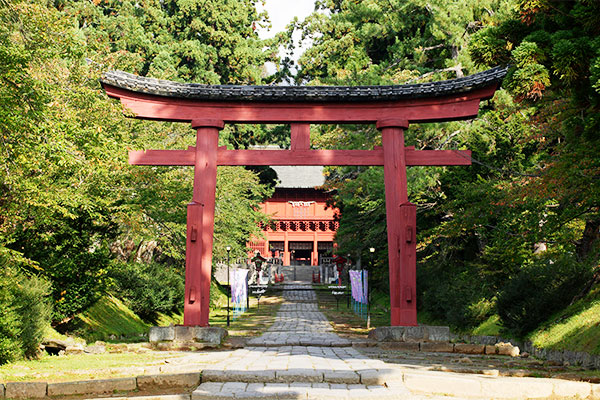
418,261,497,330
0,260,52,364
497,254,593,337
109,262,184,323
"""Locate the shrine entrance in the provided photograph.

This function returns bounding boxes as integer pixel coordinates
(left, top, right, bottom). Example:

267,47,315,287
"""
101,66,506,327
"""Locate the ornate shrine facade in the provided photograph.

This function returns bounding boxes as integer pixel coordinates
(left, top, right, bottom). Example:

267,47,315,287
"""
249,187,338,266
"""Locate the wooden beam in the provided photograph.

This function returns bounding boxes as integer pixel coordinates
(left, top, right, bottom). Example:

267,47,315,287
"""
290,123,310,150
105,85,497,124
129,148,471,167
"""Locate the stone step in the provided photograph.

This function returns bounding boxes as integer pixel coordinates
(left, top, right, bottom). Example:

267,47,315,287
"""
83,395,190,400
200,368,405,385
192,381,403,400
246,333,352,347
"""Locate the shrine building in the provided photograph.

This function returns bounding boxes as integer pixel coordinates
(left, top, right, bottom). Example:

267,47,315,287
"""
249,164,338,266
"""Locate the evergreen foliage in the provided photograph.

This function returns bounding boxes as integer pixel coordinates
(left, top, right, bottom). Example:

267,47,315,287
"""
292,0,599,335
0,258,52,364
0,0,277,349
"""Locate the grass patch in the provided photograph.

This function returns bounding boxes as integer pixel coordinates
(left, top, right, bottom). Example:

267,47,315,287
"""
210,294,282,336
0,351,185,383
472,314,501,336
74,295,151,342
529,286,600,354
315,287,389,336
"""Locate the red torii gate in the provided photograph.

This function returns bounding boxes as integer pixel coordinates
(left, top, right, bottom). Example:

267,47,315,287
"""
101,67,506,327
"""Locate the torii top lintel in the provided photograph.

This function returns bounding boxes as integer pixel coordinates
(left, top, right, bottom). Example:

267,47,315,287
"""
101,67,507,125
101,67,506,167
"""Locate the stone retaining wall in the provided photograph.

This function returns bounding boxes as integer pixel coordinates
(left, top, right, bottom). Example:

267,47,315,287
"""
452,334,600,368
1,372,200,399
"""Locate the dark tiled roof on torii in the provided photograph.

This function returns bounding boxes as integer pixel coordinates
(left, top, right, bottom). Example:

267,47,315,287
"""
101,66,508,102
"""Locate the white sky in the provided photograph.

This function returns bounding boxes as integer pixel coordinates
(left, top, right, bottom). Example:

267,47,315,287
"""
256,0,316,40
256,0,317,76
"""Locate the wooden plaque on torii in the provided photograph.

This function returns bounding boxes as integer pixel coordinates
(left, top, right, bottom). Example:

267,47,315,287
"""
101,67,507,327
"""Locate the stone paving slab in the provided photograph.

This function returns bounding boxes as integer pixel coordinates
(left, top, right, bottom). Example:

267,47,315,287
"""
84,396,190,400
204,346,386,375
192,381,399,400
247,284,351,347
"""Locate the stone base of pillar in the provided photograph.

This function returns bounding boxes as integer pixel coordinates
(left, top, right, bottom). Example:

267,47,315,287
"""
149,325,228,350
368,325,449,343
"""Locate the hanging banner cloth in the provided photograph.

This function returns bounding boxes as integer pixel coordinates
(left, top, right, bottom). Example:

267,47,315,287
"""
349,270,368,304
362,270,368,305
231,268,249,306
349,270,362,303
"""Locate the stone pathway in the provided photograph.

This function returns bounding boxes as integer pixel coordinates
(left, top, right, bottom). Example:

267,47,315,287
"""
246,284,350,347
193,284,443,399
189,283,600,399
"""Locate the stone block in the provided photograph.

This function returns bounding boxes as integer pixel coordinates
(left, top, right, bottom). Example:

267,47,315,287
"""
174,326,198,341
454,343,485,354
5,382,47,399
592,383,600,399
192,382,230,400
1,383,4,398
425,326,451,342
200,369,229,382
137,373,201,390
195,327,227,344
223,370,277,383
64,344,84,355
149,326,175,342
547,349,564,364
485,345,497,355
359,369,403,386
420,342,454,353
276,369,323,383
368,326,449,343
480,376,553,399
378,342,419,351
403,371,483,398
84,344,106,354
553,380,592,399
323,370,360,384
47,377,136,396
476,335,498,345
496,343,520,357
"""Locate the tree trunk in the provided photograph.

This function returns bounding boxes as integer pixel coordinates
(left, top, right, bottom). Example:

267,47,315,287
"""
576,216,600,262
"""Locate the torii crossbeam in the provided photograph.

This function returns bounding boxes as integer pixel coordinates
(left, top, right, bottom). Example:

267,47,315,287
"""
101,66,506,327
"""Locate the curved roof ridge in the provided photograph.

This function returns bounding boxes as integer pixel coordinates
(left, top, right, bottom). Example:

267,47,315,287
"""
100,66,508,102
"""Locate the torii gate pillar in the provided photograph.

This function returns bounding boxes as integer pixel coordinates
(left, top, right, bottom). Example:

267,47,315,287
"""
184,119,224,326
378,120,417,326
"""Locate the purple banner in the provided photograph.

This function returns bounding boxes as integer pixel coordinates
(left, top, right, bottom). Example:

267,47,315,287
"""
349,270,368,303
231,268,248,305
362,270,368,305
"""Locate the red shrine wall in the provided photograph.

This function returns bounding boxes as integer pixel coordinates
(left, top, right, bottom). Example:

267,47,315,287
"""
248,188,339,266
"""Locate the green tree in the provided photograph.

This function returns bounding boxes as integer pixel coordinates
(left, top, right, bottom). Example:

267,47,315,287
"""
1,0,279,328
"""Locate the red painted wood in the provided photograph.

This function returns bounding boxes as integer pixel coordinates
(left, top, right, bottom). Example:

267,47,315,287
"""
129,148,471,167
405,149,471,166
395,202,417,326
382,126,417,326
184,202,203,326
290,124,310,150
376,119,409,129
104,84,497,124
183,126,220,327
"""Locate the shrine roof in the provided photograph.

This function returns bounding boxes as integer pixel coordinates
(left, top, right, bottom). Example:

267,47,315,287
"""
101,66,507,102
273,165,325,188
